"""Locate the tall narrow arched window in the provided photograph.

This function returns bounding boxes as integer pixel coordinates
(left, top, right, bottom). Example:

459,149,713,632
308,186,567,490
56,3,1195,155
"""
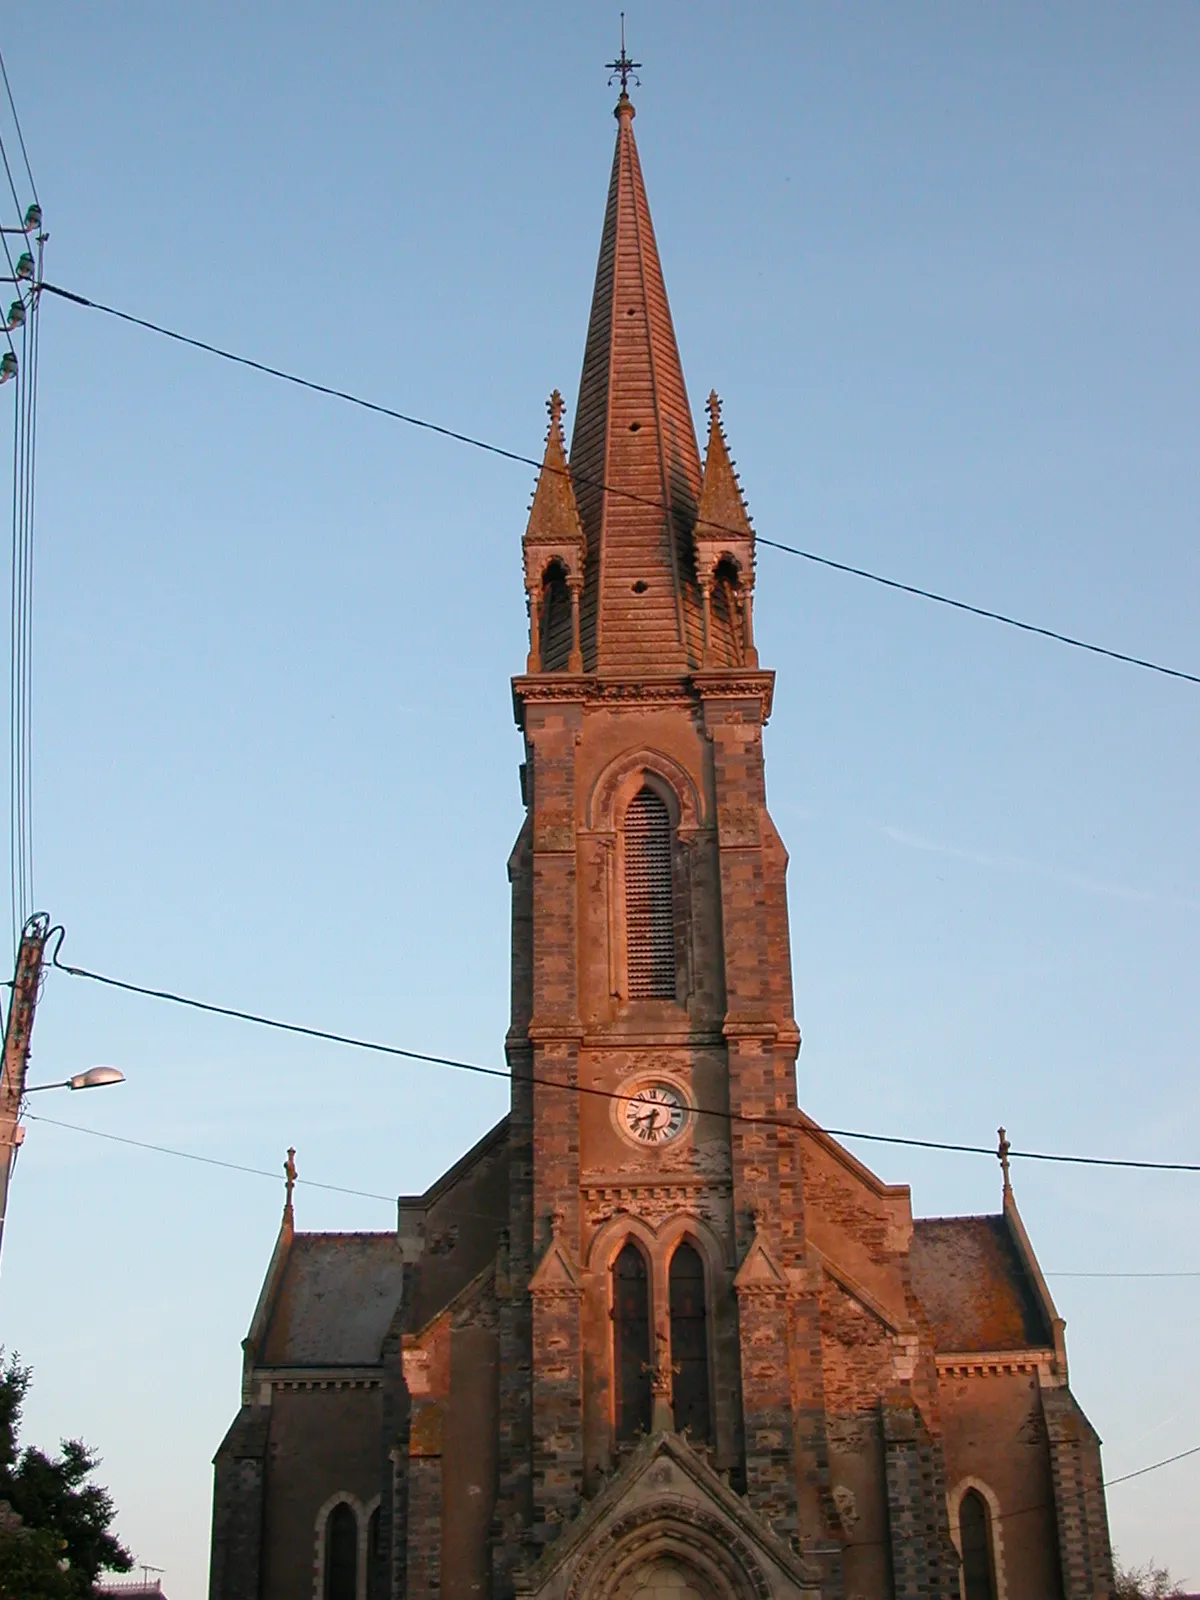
960,1490,997,1600
325,1502,358,1600
669,1242,711,1442
613,1243,652,1440
625,787,675,999
710,558,744,666
540,562,572,671
366,1506,382,1600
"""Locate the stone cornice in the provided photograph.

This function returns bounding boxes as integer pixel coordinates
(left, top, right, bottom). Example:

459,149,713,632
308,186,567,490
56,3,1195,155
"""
511,669,776,728
936,1348,1059,1379
691,669,775,722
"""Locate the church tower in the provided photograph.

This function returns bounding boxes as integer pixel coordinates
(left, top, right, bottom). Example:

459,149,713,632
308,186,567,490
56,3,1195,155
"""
497,82,836,1587
210,72,1115,1600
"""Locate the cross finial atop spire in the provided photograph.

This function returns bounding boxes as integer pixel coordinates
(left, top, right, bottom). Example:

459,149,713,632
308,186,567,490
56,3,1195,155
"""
606,13,641,100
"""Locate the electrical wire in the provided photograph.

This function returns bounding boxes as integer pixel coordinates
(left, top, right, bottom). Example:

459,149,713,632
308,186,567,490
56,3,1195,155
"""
24,1111,395,1203
46,942,1200,1176
35,280,1200,690
0,46,39,207
24,1110,1200,1284
23,1113,1200,1520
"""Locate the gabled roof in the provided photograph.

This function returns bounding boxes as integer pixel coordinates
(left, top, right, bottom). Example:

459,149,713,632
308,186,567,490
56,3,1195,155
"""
910,1214,1054,1353
257,1232,404,1367
570,94,704,674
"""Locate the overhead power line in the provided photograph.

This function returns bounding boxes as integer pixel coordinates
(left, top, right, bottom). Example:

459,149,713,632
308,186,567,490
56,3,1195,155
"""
47,939,1200,1176
25,1111,394,1202
24,1110,1200,1282
36,280,1200,690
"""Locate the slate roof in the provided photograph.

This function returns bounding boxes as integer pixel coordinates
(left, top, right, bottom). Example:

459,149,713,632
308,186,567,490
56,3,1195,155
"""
259,1232,403,1366
909,1214,1053,1353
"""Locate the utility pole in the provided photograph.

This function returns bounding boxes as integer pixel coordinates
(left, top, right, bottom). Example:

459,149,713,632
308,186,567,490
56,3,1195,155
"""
0,912,50,1265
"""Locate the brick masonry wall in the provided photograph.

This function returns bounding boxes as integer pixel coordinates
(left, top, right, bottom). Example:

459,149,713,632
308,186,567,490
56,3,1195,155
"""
1043,1386,1114,1600
208,1411,267,1600
882,1396,959,1600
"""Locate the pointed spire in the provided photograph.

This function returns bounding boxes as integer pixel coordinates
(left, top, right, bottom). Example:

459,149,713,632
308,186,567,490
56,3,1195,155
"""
694,393,757,669
697,392,754,546
523,391,585,673
524,390,584,547
569,96,704,672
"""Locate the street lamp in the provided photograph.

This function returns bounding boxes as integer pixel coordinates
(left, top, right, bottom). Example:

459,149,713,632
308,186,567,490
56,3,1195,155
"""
0,1065,127,1267
24,1065,126,1094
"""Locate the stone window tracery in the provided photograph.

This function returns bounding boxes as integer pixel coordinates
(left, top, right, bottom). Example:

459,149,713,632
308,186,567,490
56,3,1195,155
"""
613,1241,652,1439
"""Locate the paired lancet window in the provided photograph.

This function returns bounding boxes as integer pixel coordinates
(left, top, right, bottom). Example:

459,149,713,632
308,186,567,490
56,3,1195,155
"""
611,1240,711,1444
613,1243,652,1440
668,1243,710,1441
624,787,675,999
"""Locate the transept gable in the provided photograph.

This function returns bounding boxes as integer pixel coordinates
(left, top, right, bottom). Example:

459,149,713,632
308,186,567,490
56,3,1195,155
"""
513,1432,821,1600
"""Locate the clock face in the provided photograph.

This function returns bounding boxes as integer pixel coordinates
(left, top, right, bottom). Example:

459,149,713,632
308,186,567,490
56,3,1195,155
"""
620,1082,687,1146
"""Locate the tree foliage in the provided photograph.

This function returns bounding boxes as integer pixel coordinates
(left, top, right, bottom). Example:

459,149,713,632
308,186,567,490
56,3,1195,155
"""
0,1352,131,1599
1114,1555,1189,1600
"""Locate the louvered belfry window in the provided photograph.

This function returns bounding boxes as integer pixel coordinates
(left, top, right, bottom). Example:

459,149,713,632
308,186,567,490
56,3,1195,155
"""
624,787,675,999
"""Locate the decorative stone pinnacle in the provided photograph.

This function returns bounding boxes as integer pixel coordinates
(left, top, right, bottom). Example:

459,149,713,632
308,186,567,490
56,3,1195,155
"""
547,389,564,432
997,1126,1013,1198
706,389,722,423
283,1146,297,1223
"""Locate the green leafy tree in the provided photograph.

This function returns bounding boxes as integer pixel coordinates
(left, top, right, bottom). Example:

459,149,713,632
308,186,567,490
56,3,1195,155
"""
1114,1555,1188,1600
0,1352,131,1599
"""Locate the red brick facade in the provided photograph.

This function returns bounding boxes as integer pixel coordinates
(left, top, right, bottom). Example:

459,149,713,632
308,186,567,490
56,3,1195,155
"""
209,91,1114,1600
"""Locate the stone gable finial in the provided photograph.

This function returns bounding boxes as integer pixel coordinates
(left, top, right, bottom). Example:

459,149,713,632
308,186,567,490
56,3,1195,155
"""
283,1146,297,1226
997,1126,1013,1200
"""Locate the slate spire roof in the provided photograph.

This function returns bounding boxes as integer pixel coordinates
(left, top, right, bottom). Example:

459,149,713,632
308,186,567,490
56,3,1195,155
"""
569,92,705,673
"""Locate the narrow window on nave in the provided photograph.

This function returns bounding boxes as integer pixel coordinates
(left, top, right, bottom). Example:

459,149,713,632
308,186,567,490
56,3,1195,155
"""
325,1502,357,1600
960,1489,997,1600
613,1242,652,1440
669,1242,711,1442
625,787,675,999
366,1506,382,1600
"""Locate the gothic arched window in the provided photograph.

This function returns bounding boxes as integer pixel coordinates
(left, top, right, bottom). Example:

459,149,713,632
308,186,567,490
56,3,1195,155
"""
669,1242,711,1441
613,1242,652,1440
540,561,572,671
325,1502,358,1600
960,1489,997,1600
710,557,743,666
366,1505,382,1600
625,787,675,999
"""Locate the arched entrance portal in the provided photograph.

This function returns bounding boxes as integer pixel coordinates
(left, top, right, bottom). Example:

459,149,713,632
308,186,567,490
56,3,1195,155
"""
617,1556,716,1600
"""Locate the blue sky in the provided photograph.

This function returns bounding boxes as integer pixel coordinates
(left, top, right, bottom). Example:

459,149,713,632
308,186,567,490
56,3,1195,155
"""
0,4,1196,1594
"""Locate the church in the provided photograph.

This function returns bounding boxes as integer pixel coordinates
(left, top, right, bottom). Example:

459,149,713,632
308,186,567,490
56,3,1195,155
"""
208,80,1115,1600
